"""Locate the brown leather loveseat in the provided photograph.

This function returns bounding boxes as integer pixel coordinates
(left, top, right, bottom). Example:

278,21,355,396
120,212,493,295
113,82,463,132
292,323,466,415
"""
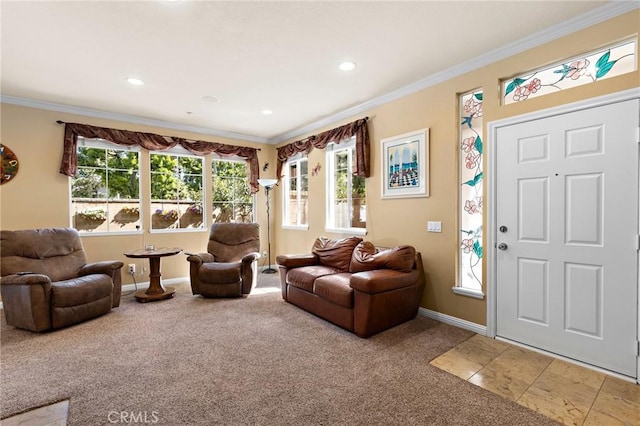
0,227,123,331
276,236,425,337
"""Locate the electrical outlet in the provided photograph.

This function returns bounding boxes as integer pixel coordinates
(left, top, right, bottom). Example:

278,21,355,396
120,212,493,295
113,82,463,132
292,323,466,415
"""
128,264,136,274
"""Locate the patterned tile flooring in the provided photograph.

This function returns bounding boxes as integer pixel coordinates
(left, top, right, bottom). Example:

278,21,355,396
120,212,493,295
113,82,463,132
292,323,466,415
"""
430,334,640,425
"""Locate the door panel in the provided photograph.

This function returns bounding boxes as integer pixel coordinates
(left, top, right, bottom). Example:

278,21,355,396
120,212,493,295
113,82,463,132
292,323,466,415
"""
496,99,639,377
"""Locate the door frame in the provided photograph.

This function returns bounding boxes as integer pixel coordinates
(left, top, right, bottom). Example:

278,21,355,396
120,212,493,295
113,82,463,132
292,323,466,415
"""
486,87,640,380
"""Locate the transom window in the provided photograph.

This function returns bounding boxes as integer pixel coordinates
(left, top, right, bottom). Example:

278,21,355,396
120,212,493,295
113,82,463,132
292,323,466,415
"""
282,156,309,228
502,39,636,105
150,151,204,230
71,138,140,233
212,158,254,223
326,138,366,234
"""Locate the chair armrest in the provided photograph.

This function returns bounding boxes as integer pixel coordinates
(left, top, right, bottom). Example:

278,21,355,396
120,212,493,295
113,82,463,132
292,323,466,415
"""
0,273,52,287
241,252,260,265
79,261,124,276
186,253,215,266
275,253,319,268
350,269,419,294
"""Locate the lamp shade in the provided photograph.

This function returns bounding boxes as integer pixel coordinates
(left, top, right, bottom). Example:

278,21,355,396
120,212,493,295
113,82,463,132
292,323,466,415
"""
257,178,278,188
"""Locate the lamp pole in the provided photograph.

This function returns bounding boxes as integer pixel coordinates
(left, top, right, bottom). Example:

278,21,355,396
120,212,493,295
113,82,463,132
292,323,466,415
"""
257,178,278,274
263,184,276,273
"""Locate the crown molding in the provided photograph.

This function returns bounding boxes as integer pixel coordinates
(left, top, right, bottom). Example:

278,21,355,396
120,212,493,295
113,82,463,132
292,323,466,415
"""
0,95,269,144
269,1,639,145
1,2,636,147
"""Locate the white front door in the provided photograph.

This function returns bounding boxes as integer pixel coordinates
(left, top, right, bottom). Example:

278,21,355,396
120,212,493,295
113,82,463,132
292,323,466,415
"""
495,99,639,377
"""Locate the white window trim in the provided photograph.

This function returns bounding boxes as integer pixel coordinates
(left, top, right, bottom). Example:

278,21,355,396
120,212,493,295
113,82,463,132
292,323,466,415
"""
78,137,141,152
455,89,485,299
451,286,485,300
211,157,256,224
282,154,309,229
150,151,206,232
71,137,142,235
325,138,367,235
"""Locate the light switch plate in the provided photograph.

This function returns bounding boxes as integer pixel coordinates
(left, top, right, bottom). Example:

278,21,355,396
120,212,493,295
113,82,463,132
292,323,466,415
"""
427,221,442,233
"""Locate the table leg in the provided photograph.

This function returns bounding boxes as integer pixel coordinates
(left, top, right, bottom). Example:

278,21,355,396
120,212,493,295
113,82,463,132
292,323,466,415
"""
134,257,176,302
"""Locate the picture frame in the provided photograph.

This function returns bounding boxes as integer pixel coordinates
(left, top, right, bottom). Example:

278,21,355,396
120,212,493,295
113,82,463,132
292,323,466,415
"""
381,128,429,199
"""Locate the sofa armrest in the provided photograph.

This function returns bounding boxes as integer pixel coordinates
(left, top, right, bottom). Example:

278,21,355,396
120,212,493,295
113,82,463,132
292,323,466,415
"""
1,273,53,331
1,273,52,287
276,253,319,268
186,252,215,266
79,261,124,308
350,269,419,294
242,252,260,264
79,261,124,276
241,252,260,294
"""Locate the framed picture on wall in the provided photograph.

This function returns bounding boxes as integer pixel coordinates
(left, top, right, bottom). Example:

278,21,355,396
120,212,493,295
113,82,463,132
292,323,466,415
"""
381,128,429,199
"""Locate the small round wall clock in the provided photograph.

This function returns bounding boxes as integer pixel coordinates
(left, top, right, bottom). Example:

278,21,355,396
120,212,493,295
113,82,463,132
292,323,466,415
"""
1,144,19,184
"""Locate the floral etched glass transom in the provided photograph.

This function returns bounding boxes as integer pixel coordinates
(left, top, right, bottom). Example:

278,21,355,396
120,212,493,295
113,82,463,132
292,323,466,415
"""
459,90,483,292
502,39,636,105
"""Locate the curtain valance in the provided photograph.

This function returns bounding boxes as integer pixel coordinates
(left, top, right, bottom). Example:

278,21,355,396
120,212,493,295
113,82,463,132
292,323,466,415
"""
58,122,260,194
275,118,370,180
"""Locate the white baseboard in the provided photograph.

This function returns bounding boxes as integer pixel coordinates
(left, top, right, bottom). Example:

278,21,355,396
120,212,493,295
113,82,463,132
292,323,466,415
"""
418,307,487,335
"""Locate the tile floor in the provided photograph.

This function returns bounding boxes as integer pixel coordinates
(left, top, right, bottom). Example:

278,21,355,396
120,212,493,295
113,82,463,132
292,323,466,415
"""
1,400,68,426
430,334,640,426
3,335,639,426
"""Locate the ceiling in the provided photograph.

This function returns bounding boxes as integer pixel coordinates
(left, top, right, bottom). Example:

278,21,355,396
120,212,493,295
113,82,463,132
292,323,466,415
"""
0,1,627,143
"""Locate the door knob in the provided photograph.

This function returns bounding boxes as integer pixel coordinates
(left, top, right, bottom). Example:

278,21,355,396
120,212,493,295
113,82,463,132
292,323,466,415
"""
498,243,508,251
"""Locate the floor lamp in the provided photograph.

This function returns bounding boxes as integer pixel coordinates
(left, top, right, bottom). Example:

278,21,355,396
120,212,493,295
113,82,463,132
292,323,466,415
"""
257,178,278,274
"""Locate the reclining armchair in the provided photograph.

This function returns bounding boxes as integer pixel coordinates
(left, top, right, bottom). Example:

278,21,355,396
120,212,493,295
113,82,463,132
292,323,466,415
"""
186,223,260,297
0,227,123,332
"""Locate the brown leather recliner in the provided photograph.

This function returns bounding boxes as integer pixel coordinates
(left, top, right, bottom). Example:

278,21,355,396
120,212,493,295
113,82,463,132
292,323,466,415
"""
186,223,260,297
0,227,123,332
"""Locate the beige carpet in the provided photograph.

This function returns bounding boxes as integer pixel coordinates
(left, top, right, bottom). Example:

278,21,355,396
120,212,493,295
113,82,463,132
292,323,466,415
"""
1,275,558,425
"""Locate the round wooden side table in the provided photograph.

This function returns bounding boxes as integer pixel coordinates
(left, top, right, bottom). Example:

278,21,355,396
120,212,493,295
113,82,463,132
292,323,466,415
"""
124,247,182,302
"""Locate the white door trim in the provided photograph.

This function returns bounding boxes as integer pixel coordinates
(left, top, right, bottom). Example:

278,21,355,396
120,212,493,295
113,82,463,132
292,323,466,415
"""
486,87,640,379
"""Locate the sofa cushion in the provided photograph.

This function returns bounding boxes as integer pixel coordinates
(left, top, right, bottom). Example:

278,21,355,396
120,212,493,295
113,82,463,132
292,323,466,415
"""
286,265,340,292
313,273,353,308
312,236,363,271
350,242,416,273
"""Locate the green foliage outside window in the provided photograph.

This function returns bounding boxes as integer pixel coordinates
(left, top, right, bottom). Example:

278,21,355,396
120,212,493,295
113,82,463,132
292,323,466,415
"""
212,160,253,223
73,147,139,199
150,153,204,229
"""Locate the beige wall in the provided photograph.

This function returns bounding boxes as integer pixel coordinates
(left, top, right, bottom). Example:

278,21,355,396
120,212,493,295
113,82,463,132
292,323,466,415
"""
1,11,638,324
274,10,640,325
0,106,276,286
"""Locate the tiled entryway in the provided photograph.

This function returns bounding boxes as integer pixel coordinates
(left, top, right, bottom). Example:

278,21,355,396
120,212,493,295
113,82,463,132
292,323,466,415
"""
1,400,68,426
430,334,640,425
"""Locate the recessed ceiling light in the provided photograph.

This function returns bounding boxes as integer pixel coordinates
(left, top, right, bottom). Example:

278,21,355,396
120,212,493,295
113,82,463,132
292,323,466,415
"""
126,77,144,86
262,109,273,115
201,95,218,103
338,61,357,71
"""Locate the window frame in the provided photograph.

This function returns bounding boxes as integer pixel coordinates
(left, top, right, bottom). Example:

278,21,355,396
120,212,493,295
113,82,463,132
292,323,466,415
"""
149,147,206,233
325,138,367,236
282,154,309,230
70,137,142,236
211,155,256,224
454,89,485,299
